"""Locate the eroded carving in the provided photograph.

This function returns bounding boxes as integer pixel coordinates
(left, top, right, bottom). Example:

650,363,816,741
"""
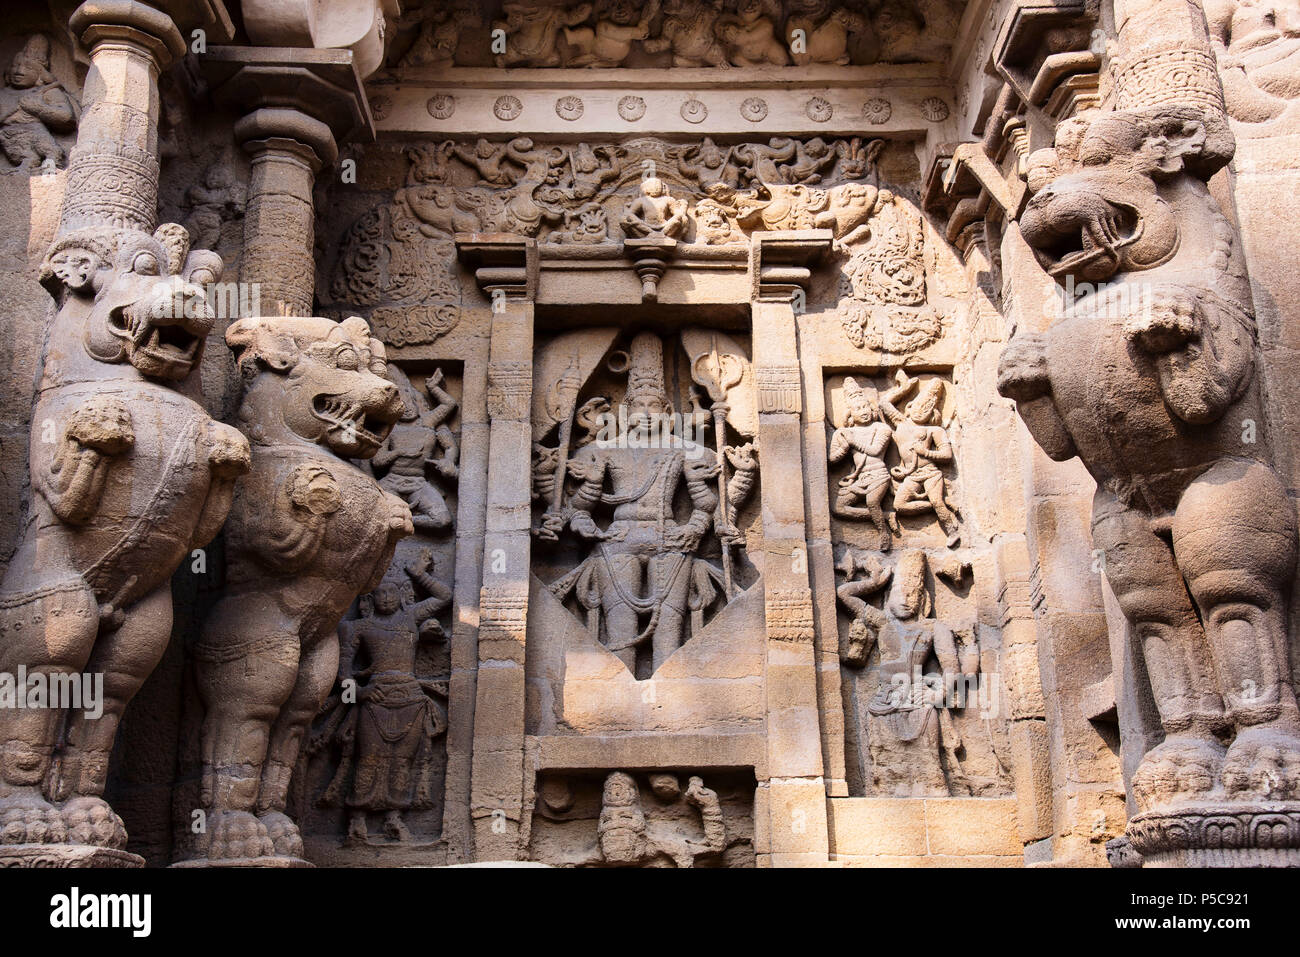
0,226,248,859
836,548,979,796
999,95,1300,832
184,315,412,864
0,34,77,174
312,551,450,846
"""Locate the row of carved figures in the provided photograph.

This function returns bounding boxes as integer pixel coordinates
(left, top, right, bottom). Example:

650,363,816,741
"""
399,0,945,70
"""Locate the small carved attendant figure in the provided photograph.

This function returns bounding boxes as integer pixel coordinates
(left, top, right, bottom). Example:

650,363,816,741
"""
595,771,726,867
315,550,451,844
716,0,790,66
494,0,591,67
620,177,688,239
563,0,661,67
881,371,961,547
643,0,730,67
182,161,245,252
373,367,459,534
0,34,77,173
828,376,900,551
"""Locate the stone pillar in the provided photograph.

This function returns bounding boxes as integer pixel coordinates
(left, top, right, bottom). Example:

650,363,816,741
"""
234,108,337,317
750,232,832,866
459,237,536,861
62,0,185,235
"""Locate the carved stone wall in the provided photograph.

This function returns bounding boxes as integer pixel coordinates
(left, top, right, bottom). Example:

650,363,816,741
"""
0,0,1297,873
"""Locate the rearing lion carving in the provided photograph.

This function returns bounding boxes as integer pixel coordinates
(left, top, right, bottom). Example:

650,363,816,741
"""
0,224,249,860
184,315,412,864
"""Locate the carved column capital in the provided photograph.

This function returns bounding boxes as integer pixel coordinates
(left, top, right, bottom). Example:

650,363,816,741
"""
70,1,186,69
233,107,338,170
749,230,832,303
457,235,536,301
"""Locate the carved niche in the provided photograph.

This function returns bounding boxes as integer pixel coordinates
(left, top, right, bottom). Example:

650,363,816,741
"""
530,330,760,679
528,769,755,867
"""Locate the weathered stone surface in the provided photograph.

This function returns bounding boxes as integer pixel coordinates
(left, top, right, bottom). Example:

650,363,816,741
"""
0,0,1297,873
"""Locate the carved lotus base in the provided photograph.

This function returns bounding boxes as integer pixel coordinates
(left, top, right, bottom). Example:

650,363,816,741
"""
171,855,313,868
1127,802,1300,867
0,844,144,868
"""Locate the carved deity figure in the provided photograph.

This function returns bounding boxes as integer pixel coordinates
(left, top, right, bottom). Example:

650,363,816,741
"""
880,372,960,547
493,0,591,67
182,161,245,252
620,177,688,240
717,0,790,65
643,0,731,67
0,34,77,173
786,0,871,65
564,143,627,202
675,138,740,190
564,0,661,67
836,549,977,796
828,377,899,551
0,225,249,859
595,771,726,867
188,315,412,863
997,98,1300,815
552,334,725,673
313,550,450,844
1206,0,1300,123
373,367,459,534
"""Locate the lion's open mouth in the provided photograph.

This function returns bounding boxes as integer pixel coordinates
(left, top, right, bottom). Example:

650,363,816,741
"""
111,305,205,374
312,395,389,450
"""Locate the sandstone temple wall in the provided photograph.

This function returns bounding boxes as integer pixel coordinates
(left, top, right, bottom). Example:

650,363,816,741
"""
0,0,1296,869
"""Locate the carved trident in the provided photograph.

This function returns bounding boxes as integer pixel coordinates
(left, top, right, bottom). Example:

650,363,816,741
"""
690,334,745,597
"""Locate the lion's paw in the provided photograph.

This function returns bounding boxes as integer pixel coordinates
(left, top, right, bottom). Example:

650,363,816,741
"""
60,795,126,849
259,811,303,859
1222,726,1300,801
1132,735,1224,812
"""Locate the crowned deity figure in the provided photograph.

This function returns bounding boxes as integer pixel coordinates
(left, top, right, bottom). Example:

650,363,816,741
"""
828,376,900,551
556,333,725,674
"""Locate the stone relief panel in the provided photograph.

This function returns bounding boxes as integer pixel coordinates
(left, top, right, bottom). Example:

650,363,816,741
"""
527,770,755,867
384,0,965,69
530,329,760,680
296,363,462,862
0,34,78,176
824,372,1011,798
